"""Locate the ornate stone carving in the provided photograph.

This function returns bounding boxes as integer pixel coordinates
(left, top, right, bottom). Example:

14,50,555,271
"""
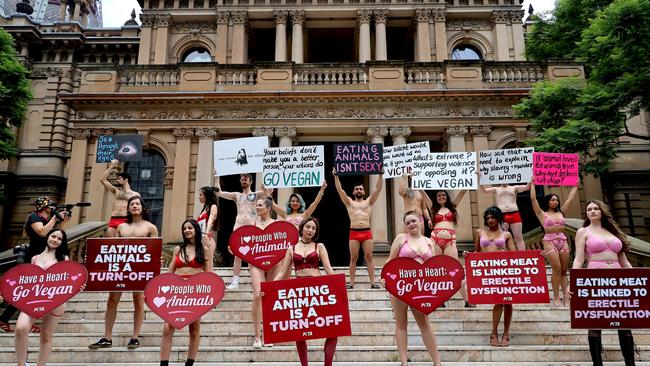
415,8,430,23
140,14,155,27
469,125,492,136
195,128,218,139
357,9,372,24
491,10,509,24
515,127,527,144
68,128,91,140
273,10,288,25
92,128,113,137
290,10,305,25
367,126,389,138
431,8,447,22
31,67,64,78
390,126,411,138
173,128,194,139
447,19,492,31
53,23,80,33
275,127,297,139
216,11,229,24
373,9,389,24
231,11,248,24
252,127,275,137
164,167,174,190
509,10,525,24
445,126,468,137
156,14,172,27
189,168,197,180
172,21,217,33
84,167,92,180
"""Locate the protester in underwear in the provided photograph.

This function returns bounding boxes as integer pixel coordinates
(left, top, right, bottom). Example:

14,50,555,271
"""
474,207,516,347
572,200,635,366
197,186,219,236
530,181,578,306
89,196,158,350
160,219,215,366
271,181,327,227
217,174,269,290
428,190,474,307
332,168,384,289
272,217,338,366
11,229,78,366
250,198,282,348
382,211,441,366
399,174,432,233
100,159,140,238
478,175,531,250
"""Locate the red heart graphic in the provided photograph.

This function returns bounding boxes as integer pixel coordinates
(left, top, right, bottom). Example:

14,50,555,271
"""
229,221,299,271
381,255,464,314
144,272,225,329
0,262,88,319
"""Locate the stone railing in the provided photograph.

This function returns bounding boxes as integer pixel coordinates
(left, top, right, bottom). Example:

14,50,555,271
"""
404,63,445,85
210,0,518,6
118,65,181,87
483,62,545,84
216,67,257,86
293,64,368,85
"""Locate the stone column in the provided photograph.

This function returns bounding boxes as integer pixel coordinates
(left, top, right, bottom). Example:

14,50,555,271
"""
290,10,305,63
275,127,297,206
193,128,218,217
231,11,248,63
65,128,91,226
154,14,171,64
510,10,525,61
170,128,194,242
432,8,447,61
414,9,432,62
357,9,372,63
59,0,67,20
137,14,155,64
215,12,229,64
72,0,81,20
273,10,288,62
374,9,388,61
252,127,275,191
445,126,472,242
87,129,113,222
492,10,510,61
367,126,389,245
470,125,493,218
390,126,411,235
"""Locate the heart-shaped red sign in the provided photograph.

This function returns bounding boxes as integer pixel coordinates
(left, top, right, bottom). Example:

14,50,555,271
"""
144,272,225,329
381,255,464,314
229,221,299,271
0,262,88,319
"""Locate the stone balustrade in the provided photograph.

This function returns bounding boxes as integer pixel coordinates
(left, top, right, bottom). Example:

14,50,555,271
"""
217,68,257,85
119,66,181,87
206,0,518,6
404,64,445,85
293,64,368,85
482,62,545,84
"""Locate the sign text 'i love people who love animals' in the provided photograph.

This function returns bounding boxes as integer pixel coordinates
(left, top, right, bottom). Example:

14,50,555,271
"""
229,221,299,271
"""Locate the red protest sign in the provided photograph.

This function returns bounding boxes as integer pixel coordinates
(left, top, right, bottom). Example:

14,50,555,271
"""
229,221,298,271
261,273,351,344
144,272,225,330
85,237,162,291
570,268,650,329
465,250,549,305
381,255,463,314
0,262,87,319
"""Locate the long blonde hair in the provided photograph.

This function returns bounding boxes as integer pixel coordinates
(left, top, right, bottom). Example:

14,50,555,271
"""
583,200,630,252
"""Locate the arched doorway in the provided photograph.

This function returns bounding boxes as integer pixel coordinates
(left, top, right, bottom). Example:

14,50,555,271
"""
124,150,166,234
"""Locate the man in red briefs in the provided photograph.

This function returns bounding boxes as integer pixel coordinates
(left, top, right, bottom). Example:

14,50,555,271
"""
332,168,383,289
100,159,140,238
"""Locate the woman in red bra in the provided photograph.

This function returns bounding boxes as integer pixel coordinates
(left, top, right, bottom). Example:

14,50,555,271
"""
383,211,441,366
530,181,578,306
272,217,337,366
572,200,635,366
473,207,516,347
160,219,214,366
427,190,473,307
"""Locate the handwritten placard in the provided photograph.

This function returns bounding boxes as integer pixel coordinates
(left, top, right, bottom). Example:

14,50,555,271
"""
95,135,144,163
213,136,269,176
333,143,383,176
533,152,579,186
263,146,324,188
383,141,430,179
479,148,534,185
411,152,477,190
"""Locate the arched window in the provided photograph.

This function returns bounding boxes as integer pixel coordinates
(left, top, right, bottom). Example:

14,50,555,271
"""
451,44,482,60
182,47,212,63
125,150,166,234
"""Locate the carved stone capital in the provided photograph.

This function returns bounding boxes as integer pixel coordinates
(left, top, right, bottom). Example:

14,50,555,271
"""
491,10,509,24
156,14,172,27
290,10,305,25
415,8,430,23
252,127,275,137
216,11,229,24
366,126,389,139
231,11,248,24
431,8,447,22
275,127,297,139
195,128,218,139
357,9,372,24
69,128,92,140
374,9,389,24
172,128,194,139
509,10,525,23
390,126,412,138
92,128,113,137
469,125,492,137
140,14,156,27
515,127,528,144
273,10,288,25
445,126,468,137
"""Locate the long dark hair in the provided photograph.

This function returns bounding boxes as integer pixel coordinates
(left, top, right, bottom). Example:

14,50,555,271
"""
431,190,458,224
483,206,504,226
541,194,561,212
583,200,630,252
298,216,320,242
180,219,206,265
46,229,69,262
200,186,220,231
126,196,150,223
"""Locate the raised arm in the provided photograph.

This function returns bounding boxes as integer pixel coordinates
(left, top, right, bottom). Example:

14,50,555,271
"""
216,190,238,201
477,171,496,195
100,160,119,194
451,190,467,207
303,182,327,218
368,173,384,206
571,227,588,269
332,169,350,206
561,184,579,216
515,181,532,193
206,204,218,233
271,200,288,219
399,174,408,196
317,243,335,275
529,182,544,223
274,248,294,281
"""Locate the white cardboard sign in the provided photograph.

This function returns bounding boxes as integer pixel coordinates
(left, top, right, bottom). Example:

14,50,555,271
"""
411,152,477,190
213,136,269,176
262,145,324,188
478,148,534,185
383,141,430,179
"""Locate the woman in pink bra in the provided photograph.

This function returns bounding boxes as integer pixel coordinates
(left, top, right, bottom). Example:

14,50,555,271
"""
160,219,214,366
473,207,516,347
572,200,635,366
530,181,579,306
272,217,337,366
383,211,441,366
427,190,473,307
272,181,327,227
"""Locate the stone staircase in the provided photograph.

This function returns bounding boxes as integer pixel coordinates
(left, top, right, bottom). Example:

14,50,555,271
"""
1,267,649,366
